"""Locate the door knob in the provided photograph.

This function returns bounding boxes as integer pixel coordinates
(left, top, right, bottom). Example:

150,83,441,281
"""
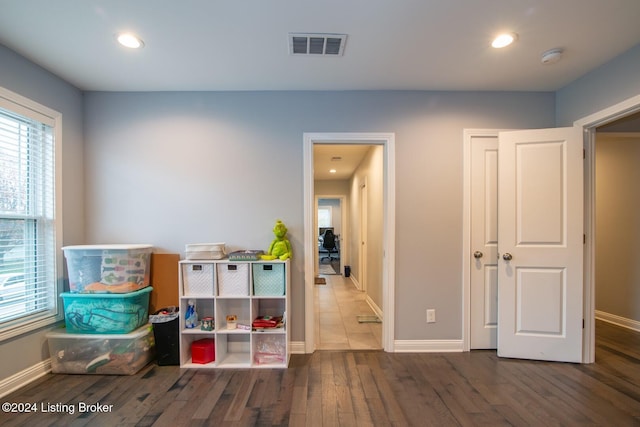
502,253,513,261
473,251,483,259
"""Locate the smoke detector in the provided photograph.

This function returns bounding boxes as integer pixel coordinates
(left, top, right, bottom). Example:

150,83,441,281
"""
289,33,347,56
541,48,564,64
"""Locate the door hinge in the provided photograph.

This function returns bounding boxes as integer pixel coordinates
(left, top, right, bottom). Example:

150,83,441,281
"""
584,234,586,244
583,319,585,329
583,148,586,159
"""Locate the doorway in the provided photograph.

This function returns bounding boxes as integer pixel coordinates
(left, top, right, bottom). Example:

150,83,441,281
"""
462,93,640,362
316,197,343,277
592,114,640,347
303,132,396,353
313,147,381,350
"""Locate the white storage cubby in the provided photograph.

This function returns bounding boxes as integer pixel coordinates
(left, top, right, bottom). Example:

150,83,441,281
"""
178,259,290,369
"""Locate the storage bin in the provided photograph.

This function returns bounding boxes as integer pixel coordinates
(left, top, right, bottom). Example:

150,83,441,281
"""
61,287,153,334
252,263,285,296
182,263,214,296
62,244,152,293
149,307,180,366
47,324,155,375
191,338,215,364
185,243,226,260
253,334,286,365
217,263,249,296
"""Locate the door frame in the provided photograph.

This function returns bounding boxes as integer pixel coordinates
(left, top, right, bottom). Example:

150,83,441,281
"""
462,93,640,361
358,178,368,292
463,129,505,352
315,195,347,278
303,132,396,353
577,93,640,363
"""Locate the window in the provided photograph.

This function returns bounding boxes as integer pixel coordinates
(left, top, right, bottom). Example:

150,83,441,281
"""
0,87,62,340
318,206,332,229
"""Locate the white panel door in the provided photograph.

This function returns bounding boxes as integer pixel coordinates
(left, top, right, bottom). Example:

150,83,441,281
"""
497,127,583,362
470,135,498,349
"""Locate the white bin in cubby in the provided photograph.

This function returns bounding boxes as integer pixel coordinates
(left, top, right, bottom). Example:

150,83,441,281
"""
217,263,249,296
181,263,215,296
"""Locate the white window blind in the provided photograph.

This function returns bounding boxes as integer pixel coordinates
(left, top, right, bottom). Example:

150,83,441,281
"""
0,88,61,337
318,206,332,228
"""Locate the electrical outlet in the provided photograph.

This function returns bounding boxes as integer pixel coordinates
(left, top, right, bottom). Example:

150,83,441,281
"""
426,309,436,323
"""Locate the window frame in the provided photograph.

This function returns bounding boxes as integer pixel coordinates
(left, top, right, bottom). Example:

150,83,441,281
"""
0,87,63,341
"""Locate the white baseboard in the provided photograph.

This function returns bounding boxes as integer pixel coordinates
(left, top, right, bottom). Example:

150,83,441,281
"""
295,339,464,354
394,339,464,353
365,295,383,319
290,341,306,354
0,360,51,399
595,310,640,332
349,275,361,291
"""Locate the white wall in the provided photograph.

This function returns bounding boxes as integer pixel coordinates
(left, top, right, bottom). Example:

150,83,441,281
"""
83,90,556,342
348,146,384,307
0,44,84,384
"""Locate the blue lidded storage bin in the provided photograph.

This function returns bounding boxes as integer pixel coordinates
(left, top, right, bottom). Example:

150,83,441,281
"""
61,287,152,334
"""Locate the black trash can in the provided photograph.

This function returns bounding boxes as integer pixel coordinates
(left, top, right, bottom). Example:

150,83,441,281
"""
345,265,351,277
149,307,180,366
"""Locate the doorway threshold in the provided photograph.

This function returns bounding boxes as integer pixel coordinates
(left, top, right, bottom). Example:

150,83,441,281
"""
357,315,381,323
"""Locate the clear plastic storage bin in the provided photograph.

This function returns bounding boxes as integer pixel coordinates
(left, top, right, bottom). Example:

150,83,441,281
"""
62,244,152,293
47,325,155,375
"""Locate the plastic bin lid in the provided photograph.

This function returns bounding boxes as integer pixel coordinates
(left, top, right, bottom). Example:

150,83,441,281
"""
46,324,153,339
62,244,153,251
60,286,153,298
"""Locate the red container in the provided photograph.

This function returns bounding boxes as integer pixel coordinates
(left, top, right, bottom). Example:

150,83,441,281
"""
191,338,215,364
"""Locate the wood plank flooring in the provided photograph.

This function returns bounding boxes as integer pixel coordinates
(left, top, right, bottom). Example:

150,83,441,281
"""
2,320,640,426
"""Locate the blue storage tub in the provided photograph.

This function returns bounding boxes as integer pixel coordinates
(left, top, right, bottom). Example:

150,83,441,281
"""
61,287,152,334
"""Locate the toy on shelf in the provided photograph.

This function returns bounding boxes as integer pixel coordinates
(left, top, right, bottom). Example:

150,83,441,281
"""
261,220,292,261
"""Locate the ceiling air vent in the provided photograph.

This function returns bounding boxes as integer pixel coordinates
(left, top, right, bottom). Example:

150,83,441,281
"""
289,33,347,56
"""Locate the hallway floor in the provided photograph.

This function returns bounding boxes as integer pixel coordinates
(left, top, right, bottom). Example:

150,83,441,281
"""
314,273,382,350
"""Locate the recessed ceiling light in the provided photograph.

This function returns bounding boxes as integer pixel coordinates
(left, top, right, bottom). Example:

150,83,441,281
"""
117,33,144,49
329,169,337,174
492,33,517,49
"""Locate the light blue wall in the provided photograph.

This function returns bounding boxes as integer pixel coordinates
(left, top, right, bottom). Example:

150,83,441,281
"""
0,44,84,384
556,43,640,126
83,90,556,342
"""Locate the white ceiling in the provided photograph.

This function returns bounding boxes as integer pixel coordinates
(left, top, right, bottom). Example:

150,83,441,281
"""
1,0,640,92
314,144,372,181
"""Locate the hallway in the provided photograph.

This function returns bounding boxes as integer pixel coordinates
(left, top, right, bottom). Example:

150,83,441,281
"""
314,273,382,350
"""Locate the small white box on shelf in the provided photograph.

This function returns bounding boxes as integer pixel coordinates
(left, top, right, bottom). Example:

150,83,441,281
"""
185,243,226,260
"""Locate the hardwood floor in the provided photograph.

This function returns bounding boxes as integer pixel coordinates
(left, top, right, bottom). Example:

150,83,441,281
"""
2,320,640,426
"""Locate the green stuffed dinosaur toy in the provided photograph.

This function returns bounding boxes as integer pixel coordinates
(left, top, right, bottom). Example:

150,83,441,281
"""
261,220,292,260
